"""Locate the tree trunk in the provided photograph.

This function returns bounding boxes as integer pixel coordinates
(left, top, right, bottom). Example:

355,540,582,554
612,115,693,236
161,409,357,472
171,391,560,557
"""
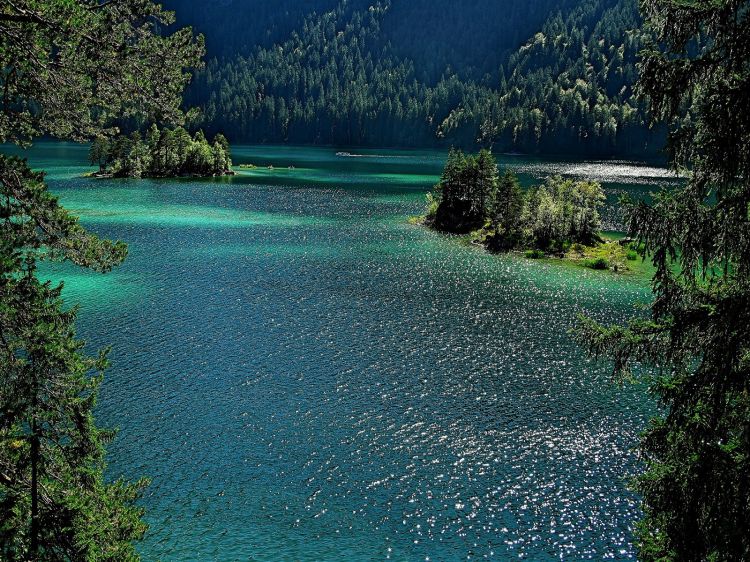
30,417,39,559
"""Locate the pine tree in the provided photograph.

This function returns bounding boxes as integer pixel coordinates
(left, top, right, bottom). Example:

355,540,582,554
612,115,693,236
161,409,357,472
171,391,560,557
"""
0,1,204,557
487,170,525,251
214,133,232,166
126,131,148,178
174,127,193,170
432,149,498,233
0,157,142,560
576,1,750,559
162,129,180,173
89,137,110,173
146,124,163,176
474,149,498,220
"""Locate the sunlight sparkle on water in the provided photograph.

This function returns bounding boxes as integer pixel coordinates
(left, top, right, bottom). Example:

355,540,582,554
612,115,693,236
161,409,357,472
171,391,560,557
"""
6,142,658,561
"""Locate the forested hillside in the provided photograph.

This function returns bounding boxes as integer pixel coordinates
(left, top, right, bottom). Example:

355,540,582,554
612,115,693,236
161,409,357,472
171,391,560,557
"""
159,0,342,57
163,0,572,80
455,0,658,154
167,0,661,155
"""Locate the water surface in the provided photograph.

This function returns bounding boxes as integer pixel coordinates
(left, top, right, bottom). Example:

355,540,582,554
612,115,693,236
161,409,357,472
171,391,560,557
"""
6,142,663,561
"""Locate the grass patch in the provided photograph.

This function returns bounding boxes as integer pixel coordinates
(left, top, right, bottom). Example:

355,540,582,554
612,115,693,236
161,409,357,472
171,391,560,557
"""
583,257,609,270
525,249,545,259
564,238,654,276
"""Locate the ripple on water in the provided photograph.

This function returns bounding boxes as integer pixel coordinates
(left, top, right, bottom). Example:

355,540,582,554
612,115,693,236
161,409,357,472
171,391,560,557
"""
16,143,657,561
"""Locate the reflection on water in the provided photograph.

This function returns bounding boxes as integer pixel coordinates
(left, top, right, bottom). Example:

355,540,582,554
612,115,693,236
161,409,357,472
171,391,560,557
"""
4,142,660,561
515,160,679,185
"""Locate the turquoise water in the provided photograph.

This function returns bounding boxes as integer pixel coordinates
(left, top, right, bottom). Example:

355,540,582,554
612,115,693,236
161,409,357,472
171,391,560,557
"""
5,142,666,560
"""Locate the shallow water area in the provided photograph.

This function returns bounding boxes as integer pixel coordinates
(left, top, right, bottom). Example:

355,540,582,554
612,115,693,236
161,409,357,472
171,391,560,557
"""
3,142,662,561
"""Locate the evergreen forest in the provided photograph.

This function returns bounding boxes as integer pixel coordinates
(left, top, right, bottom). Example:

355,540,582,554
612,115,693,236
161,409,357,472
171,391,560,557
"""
168,0,661,155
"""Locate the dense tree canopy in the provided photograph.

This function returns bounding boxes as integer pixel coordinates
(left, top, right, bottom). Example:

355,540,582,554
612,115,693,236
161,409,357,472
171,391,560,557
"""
0,1,203,559
163,0,576,81
179,0,661,154
428,150,605,252
0,0,204,144
577,0,750,559
430,149,499,233
91,127,232,178
523,177,605,249
466,0,656,153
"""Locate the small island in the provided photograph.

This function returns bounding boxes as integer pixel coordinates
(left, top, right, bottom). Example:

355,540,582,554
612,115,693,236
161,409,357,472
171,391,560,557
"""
88,125,234,178
421,149,640,272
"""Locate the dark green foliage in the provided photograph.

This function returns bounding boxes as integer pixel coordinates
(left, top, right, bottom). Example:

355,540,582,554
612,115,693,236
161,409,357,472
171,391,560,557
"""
0,157,128,272
89,138,111,173
164,0,573,81
380,0,578,83
188,2,449,146
575,1,750,560
0,0,204,144
162,0,342,58
430,149,498,233
584,257,609,269
463,0,658,153
1,1,204,558
0,156,145,561
96,126,232,178
180,0,662,154
487,171,525,251
525,249,545,259
428,152,605,252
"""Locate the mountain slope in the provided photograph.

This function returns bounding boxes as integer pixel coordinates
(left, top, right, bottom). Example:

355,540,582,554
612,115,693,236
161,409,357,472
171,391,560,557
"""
169,0,660,155
162,0,341,57
442,0,658,154
165,0,574,82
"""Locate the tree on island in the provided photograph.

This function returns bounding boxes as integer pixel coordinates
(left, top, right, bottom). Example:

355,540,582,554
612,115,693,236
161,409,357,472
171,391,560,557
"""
0,1,203,559
426,149,605,254
89,137,111,173
577,0,750,560
91,126,233,178
523,177,604,251
430,148,499,233
486,170,525,251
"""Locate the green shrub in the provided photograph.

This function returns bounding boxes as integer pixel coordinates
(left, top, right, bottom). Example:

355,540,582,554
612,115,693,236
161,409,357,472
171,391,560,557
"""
626,250,638,261
525,249,545,259
425,192,440,219
524,176,605,248
584,257,609,270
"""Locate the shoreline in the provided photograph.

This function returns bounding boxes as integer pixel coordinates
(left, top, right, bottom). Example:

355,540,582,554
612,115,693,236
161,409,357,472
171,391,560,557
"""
409,215,652,278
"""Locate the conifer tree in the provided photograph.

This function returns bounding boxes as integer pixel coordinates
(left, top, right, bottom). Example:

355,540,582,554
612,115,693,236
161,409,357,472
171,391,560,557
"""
487,170,525,251
89,138,110,173
146,124,163,176
0,1,204,558
577,1,750,559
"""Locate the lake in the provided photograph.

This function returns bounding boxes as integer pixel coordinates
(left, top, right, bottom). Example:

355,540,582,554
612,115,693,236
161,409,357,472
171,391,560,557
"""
6,142,674,561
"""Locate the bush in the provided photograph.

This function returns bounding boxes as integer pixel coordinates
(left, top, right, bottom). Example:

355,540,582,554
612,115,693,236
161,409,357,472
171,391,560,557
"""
525,249,545,259
626,250,638,261
584,257,609,270
425,192,440,220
